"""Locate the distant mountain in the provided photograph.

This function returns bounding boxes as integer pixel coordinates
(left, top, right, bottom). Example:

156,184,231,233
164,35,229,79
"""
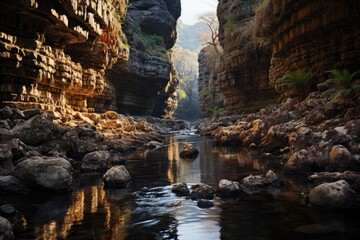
175,20,210,52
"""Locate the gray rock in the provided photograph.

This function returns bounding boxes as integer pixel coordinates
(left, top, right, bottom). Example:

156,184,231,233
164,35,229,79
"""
241,170,282,194
103,166,131,188
11,108,25,119
217,179,241,198
172,183,190,197
0,176,30,194
0,216,14,240
308,180,354,209
308,171,360,190
180,143,199,159
0,106,12,120
0,204,17,217
190,183,215,200
197,199,214,209
81,151,111,172
12,156,73,192
0,120,10,130
23,108,41,120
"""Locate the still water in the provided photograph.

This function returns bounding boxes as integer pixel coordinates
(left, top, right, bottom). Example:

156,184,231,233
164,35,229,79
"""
6,133,360,239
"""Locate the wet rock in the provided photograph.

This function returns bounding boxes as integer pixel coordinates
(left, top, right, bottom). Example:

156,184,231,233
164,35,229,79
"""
171,183,190,197
308,180,354,209
81,151,111,172
241,170,282,193
197,199,214,209
327,145,359,172
179,143,199,159
283,149,327,176
0,216,14,240
308,171,360,190
217,179,241,198
0,204,17,218
144,141,163,150
103,166,131,188
190,183,215,200
12,156,73,193
0,175,30,194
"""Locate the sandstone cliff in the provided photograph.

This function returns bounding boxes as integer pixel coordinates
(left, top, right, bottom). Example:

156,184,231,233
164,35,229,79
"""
107,0,181,118
0,0,181,118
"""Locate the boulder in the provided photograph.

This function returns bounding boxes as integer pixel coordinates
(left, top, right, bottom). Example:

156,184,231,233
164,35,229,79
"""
0,106,12,120
308,180,354,209
190,183,215,200
11,108,25,119
241,170,282,193
81,151,111,172
308,171,360,190
0,204,17,218
0,175,30,194
0,216,14,240
197,199,214,209
179,143,199,159
283,149,327,176
103,166,131,188
171,183,190,197
217,179,241,198
12,156,73,192
327,145,359,172
23,108,41,120
12,114,62,146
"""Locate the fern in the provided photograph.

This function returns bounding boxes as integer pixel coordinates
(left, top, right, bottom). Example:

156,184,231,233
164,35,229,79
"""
324,69,360,99
276,69,313,100
208,106,225,119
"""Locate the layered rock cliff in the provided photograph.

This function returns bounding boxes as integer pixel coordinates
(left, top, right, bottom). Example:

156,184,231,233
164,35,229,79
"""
215,0,278,115
107,0,181,118
0,0,181,118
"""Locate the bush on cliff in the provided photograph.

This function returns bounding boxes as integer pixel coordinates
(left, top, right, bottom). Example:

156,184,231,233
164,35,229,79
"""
276,69,313,100
324,69,360,99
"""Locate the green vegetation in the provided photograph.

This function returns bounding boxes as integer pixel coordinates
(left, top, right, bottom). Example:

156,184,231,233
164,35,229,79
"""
276,69,313,100
325,69,360,99
224,13,236,32
133,21,167,58
208,106,225,119
177,88,187,100
255,0,270,12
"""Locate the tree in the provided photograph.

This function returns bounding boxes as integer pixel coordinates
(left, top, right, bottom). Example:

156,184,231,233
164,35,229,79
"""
198,11,220,52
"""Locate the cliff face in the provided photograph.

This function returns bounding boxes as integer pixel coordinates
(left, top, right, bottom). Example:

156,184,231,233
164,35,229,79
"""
0,0,129,115
0,0,181,118
258,0,360,85
107,0,181,118
216,0,278,115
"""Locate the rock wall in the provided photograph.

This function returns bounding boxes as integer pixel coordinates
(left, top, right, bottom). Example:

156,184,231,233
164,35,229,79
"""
197,45,224,118
0,0,129,115
258,0,360,85
0,0,181,118
107,0,181,118
216,0,278,115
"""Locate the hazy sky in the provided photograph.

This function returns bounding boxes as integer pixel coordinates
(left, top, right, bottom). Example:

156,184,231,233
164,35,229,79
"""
180,0,217,25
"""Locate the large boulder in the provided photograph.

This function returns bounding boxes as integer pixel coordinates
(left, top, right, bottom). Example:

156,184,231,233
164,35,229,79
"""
327,145,359,172
308,180,354,209
308,171,360,191
0,176,30,194
217,179,241,198
171,183,190,197
190,183,215,200
283,149,327,176
81,151,111,172
0,216,14,240
103,166,131,188
241,170,282,194
12,114,62,146
179,144,199,159
12,156,73,192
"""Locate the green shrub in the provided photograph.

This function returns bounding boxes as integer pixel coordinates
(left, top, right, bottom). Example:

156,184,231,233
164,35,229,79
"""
325,69,360,99
276,69,313,100
208,106,225,119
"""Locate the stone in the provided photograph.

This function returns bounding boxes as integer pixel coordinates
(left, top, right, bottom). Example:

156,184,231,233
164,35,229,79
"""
190,183,215,200
308,180,354,209
171,183,190,197
0,204,17,217
109,152,127,165
103,166,131,188
0,175,30,194
308,171,360,191
12,156,73,192
23,109,41,120
81,151,111,172
327,145,359,172
217,179,241,198
0,107,12,120
102,111,118,120
0,216,14,240
197,199,214,209
0,120,10,130
144,141,163,150
241,170,282,193
179,143,199,159
11,108,25,119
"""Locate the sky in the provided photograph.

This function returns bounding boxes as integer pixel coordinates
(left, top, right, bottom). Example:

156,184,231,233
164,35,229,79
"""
180,0,217,25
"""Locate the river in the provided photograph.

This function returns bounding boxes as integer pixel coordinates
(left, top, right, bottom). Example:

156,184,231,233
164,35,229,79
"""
7,132,360,239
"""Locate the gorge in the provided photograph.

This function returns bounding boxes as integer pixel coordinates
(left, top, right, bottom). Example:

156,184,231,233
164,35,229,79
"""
1,0,360,239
